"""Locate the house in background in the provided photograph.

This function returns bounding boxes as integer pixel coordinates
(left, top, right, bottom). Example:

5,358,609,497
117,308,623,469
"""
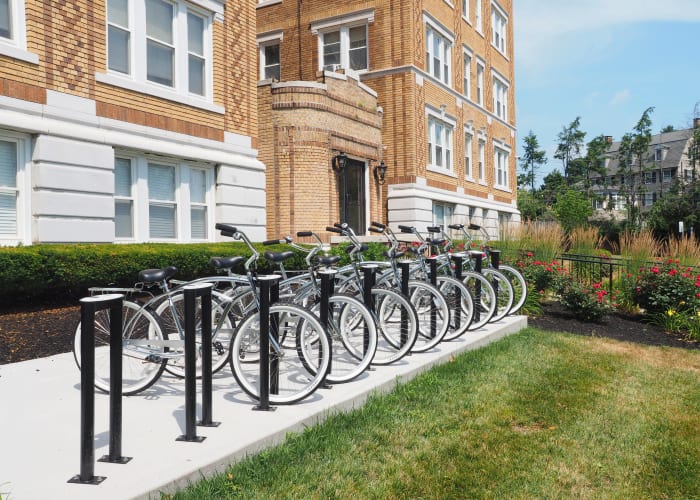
0,0,264,246
589,121,700,221
256,0,519,239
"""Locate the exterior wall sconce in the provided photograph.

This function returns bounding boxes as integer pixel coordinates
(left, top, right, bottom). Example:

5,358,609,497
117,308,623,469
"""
332,151,347,172
373,160,387,185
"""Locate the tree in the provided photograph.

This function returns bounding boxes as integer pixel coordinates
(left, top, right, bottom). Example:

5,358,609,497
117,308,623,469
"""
580,134,609,196
553,188,593,232
516,188,546,221
539,170,567,207
518,131,547,191
660,125,675,133
554,116,586,181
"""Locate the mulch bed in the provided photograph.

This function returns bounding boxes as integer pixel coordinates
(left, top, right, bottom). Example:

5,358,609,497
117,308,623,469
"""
1,299,698,365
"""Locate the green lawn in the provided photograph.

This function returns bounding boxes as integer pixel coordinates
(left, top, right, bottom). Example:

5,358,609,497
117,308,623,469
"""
167,328,700,499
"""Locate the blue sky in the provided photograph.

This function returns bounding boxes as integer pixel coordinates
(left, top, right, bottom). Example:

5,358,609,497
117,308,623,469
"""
513,0,700,186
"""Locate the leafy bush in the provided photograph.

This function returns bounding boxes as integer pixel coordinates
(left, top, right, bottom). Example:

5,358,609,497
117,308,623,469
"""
556,280,611,323
630,261,700,316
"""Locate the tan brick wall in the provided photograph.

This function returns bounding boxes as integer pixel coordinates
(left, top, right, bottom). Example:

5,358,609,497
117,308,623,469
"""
2,0,257,143
259,76,383,238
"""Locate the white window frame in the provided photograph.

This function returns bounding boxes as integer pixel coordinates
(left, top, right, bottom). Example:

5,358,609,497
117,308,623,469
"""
311,9,373,75
257,31,283,81
654,146,664,162
643,171,656,184
491,1,507,56
0,0,37,63
477,137,486,183
462,0,470,23
0,130,31,245
99,0,219,111
462,46,472,99
424,15,453,87
427,108,455,173
115,153,215,242
492,71,509,121
433,201,455,230
475,0,483,34
114,157,135,239
464,127,474,180
476,59,484,106
494,143,510,189
662,168,674,183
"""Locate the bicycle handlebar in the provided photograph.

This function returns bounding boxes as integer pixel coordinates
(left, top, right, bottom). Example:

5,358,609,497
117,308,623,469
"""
326,226,342,234
297,231,313,237
371,221,386,230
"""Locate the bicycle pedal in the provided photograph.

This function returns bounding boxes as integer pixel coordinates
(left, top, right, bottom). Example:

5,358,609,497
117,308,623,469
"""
213,341,225,355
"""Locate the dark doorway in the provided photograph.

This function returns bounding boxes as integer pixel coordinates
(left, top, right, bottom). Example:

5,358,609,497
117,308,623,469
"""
340,158,366,235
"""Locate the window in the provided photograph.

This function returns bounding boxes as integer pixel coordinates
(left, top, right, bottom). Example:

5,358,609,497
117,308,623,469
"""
319,25,368,72
462,49,471,99
478,139,485,181
0,139,18,237
643,192,654,207
433,201,454,230
643,171,657,184
261,43,280,80
662,168,675,182
116,154,213,242
594,198,604,210
0,0,12,40
611,193,626,210
475,0,483,33
654,147,664,162
494,145,509,188
491,3,507,55
0,0,36,63
464,131,473,178
114,158,134,238
492,74,508,120
462,0,469,21
476,61,484,106
425,21,453,86
428,115,454,171
105,0,213,99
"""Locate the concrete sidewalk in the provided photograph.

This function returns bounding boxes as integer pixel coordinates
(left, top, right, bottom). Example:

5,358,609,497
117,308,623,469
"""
0,315,526,499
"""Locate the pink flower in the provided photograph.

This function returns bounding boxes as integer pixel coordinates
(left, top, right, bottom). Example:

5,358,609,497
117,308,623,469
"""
592,282,601,289
668,269,678,276
651,266,660,274
527,252,533,257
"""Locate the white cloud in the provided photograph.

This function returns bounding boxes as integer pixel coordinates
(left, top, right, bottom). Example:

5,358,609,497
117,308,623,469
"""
515,0,700,73
609,89,631,106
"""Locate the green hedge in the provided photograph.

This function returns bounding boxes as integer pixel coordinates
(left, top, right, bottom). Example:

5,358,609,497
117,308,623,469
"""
0,241,391,305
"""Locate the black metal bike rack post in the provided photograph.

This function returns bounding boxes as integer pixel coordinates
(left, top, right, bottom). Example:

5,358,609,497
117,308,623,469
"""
398,261,410,347
253,275,280,411
451,255,463,331
318,269,336,385
490,249,500,270
361,264,378,358
176,283,219,444
427,257,438,338
469,250,483,324
69,293,130,486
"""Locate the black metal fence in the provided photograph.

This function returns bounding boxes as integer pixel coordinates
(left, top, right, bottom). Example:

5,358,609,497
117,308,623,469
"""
556,253,626,293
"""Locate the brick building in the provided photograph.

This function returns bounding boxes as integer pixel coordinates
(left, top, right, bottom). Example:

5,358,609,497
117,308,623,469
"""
0,0,264,245
256,0,519,238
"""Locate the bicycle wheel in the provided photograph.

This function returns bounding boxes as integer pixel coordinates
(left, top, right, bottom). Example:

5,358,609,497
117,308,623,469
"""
406,280,450,352
436,275,474,340
73,299,167,395
461,271,497,330
482,268,514,322
498,264,528,314
308,293,377,383
155,290,234,378
369,287,418,365
229,302,330,405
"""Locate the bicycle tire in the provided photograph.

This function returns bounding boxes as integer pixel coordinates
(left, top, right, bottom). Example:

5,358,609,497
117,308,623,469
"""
406,280,450,352
73,299,167,395
498,264,528,314
155,290,234,378
229,302,330,405
369,287,419,365
482,268,514,322
307,293,378,383
461,271,497,330
436,275,475,340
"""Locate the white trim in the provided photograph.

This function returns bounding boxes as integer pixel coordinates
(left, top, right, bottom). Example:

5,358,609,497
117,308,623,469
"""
310,8,375,35
256,0,282,7
422,12,455,44
0,128,31,246
387,182,518,215
0,44,39,64
256,30,284,45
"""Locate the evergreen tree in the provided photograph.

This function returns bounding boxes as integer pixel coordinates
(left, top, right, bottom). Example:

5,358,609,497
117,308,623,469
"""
518,131,547,191
554,116,586,181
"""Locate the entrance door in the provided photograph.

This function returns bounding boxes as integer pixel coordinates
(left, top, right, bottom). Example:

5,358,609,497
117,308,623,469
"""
340,159,366,235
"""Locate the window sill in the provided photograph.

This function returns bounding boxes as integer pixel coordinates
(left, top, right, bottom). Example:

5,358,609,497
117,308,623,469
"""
494,185,512,193
256,0,281,7
95,72,225,114
0,43,39,65
428,165,457,178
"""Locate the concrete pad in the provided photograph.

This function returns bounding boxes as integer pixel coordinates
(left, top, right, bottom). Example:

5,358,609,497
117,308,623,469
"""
0,316,527,499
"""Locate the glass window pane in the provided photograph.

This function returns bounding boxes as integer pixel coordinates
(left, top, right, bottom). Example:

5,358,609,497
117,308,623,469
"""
187,12,204,55
323,31,340,68
114,158,131,196
349,47,367,70
188,54,204,95
146,0,173,44
265,44,279,65
0,0,11,39
108,0,129,27
108,26,130,73
147,40,174,86
0,140,17,188
115,200,133,238
191,206,207,239
0,192,17,235
149,204,176,238
189,169,206,203
148,163,175,201
349,26,365,48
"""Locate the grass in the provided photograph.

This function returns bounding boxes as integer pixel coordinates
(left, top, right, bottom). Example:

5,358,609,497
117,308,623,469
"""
167,329,700,499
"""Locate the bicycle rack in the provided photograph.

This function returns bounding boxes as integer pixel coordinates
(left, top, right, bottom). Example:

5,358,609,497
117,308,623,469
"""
490,249,501,270
318,269,336,387
253,275,281,412
398,261,411,348
469,251,483,323
427,257,438,339
69,293,130,486
177,283,218,444
450,254,463,332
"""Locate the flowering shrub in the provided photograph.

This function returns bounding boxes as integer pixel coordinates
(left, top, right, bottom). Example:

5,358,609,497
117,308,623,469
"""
557,280,612,323
631,260,700,316
517,255,566,294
